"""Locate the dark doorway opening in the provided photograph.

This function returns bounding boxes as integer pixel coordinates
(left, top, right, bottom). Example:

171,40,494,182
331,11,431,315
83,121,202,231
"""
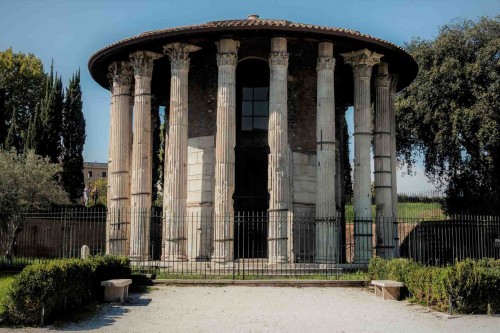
234,59,270,259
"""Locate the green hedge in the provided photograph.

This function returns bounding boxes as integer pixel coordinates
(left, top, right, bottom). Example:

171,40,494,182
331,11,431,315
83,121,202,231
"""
2,255,130,325
368,257,500,314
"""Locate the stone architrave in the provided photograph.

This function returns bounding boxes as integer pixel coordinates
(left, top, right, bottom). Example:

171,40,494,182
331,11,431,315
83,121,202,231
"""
268,37,290,264
341,49,382,264
162,43,201,261
106,61,133,256
374,62,394,258
212,38,239,263
389,74,399,257
315,42,338,263
129,50,162,261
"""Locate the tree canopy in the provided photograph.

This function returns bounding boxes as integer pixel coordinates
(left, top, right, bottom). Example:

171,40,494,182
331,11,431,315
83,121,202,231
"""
396,16,500,214
0,149,68,262
0,48,46,148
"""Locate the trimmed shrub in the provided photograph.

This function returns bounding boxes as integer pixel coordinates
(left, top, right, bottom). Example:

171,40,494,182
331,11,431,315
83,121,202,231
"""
368,257,500,314
2,255,130,325
452,259,500,314
368,256,387,280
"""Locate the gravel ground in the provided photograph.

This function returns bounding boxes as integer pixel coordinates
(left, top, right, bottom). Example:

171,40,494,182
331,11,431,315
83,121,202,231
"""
1,286,499,333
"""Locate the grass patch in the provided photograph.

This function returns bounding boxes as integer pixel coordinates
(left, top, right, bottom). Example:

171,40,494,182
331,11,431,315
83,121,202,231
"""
0,273,16,314
345,202,444,220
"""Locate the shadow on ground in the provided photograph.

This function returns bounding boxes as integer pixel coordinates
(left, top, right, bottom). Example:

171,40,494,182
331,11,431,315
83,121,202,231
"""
54,292,152,331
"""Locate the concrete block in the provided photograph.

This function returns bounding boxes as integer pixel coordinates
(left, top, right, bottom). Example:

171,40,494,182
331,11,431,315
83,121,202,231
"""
188,152,199,164
198,135,215,148
187,191,202,203
201,151,214,164
188,180,203,191
188,137,199,148
189,164,203,176
302,181,317,193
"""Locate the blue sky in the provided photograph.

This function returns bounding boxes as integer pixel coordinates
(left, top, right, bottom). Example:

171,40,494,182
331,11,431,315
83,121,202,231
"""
1,0,499,192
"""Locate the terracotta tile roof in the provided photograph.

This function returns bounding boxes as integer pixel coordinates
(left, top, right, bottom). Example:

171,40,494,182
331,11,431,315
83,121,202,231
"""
90,18,406,61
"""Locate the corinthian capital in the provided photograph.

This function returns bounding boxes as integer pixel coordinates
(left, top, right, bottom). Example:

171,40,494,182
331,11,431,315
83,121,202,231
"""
216,52,238,67
388,74,399,94
317,56,336,71
341,49,383,78
164,43,201,70
129,51,162,77
107,61,133,88
269,51,289,68
376,73,390,88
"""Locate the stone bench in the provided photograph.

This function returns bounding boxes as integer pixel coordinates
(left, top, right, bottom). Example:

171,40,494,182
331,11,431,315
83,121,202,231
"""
101,279,132,303
371,280,405,300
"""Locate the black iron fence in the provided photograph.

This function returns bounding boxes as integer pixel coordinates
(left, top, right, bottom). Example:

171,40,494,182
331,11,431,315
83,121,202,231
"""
1,207,499,278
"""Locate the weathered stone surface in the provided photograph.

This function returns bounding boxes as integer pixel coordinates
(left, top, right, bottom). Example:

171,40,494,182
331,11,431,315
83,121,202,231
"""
213,38,239,263
268,37,291,264
163,43,201,261
107,61,133,256
342,48,382,264
315,42,338,263
129,51,162,261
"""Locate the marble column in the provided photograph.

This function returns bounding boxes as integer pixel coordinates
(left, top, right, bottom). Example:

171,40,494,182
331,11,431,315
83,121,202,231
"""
212,38,239,263
315,42,338,263
374,62,394,258
389,74,399,257
129,50,162,260
162,43,201,261
341,49,382,264
106,61,133,256
268,37,290,264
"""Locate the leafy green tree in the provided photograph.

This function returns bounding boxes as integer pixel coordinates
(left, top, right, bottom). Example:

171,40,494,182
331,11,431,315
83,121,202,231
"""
89,178,107,206
0,48,46,151
0,149,68,264
61,70,86,203
396,16,500,214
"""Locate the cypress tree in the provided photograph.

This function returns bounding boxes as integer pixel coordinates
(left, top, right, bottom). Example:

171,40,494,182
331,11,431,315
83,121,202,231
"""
0,89,5,147
5,110,19,151
39,61,63,163
61,70,86,203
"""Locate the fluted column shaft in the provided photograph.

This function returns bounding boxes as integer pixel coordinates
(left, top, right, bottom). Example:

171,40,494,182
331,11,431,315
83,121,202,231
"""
129,51,161,260
342,49,382,264
162,43,200,261
268,37,290,264
374,62,394,258
107,61,133,256
389,74,399,257
212,39,239,263
315,42,338,263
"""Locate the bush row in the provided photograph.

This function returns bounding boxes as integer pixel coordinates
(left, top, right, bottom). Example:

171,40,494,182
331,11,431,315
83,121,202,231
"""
2,255,130,325
368,257,500,314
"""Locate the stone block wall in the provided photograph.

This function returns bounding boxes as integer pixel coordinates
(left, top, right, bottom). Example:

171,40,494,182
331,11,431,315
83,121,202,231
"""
291,152,317,261
186,135,215,259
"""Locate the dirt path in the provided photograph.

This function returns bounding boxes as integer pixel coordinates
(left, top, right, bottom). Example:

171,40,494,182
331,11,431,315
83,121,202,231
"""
1,286,499,332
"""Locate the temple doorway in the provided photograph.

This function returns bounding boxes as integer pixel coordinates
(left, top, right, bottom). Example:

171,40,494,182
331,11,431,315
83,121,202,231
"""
234,58,270,259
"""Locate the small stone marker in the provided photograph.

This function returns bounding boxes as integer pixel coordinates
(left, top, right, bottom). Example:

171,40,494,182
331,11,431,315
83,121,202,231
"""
81,245,90,259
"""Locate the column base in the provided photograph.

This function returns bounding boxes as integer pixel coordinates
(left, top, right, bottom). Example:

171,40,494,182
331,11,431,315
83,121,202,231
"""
268,256,289,264
161,255,188,262
129,254,150,262
314,258,338,265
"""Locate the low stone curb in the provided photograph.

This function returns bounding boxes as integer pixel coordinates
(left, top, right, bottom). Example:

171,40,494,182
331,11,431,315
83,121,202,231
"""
153,279,368,287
